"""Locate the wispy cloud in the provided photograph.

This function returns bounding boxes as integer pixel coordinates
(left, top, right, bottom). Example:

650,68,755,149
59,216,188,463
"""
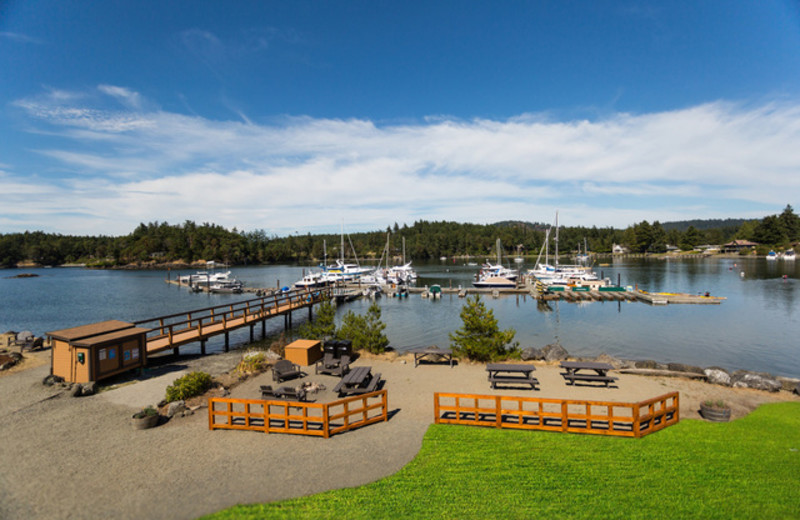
4,86,799,235
0,31,44,44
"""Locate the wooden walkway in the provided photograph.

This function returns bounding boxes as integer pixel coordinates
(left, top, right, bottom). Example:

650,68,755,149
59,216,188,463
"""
134,287,332,355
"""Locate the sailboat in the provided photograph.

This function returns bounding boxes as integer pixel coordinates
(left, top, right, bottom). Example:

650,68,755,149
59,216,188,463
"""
473,239,518,288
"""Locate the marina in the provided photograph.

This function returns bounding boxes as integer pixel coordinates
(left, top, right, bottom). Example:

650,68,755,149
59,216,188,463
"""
2,256,799,378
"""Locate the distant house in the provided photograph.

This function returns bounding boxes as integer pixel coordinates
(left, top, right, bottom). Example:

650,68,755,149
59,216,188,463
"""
665,244,680,253
722,240,758,253
612,244,629,254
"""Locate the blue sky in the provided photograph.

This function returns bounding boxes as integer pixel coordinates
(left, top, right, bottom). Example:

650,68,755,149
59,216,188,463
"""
2,1,800,236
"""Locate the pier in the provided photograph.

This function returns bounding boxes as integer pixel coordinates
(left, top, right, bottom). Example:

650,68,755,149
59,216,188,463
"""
337,281,721,304
135,286,332,356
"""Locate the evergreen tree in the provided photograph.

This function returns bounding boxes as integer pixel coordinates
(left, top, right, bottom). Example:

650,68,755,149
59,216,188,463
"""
337,302,389,354
779,205,800,242
449,295,517,361
296,300,337,340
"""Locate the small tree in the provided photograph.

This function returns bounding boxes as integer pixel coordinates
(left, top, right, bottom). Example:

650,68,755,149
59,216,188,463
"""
297,300,337,340
337,302,389,354
450,295,516,361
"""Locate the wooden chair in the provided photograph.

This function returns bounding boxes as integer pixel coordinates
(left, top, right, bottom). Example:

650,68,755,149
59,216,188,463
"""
315,352,340,375
272,359,302,382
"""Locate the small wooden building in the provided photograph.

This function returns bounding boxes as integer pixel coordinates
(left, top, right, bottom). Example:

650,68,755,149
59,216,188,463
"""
283,339,322,366
48,320,150,383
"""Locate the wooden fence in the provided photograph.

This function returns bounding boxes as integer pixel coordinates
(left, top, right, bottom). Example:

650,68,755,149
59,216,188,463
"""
135,286,331,354
434,391,679,438
208,389,388,438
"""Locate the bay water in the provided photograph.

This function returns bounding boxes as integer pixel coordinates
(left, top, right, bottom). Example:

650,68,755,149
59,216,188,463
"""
2,257,798,378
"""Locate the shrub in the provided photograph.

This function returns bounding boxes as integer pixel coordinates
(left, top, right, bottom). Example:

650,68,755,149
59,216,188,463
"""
133,405,158,419
337,302,389,354
165,371,213,402
449,295,517,361
236,350,268,376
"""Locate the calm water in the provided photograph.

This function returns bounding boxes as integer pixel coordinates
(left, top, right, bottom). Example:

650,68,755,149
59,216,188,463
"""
2,257,799,377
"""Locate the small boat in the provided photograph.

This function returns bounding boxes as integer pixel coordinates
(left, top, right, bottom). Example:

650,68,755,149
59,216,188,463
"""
209,280,244,294
472,276,516,288
783,249,796,260
294,271,334,289
766,250,778,260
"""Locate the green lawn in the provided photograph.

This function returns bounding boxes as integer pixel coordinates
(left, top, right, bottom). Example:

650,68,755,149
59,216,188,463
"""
204,402,800,519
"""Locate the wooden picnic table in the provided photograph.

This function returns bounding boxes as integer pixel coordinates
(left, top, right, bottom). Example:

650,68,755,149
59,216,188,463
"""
485,363,538,390
333,365,382,396
559,361,618,387
411,346,454,367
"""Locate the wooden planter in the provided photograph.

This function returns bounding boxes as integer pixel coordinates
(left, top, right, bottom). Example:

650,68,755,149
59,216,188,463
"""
132,413,159,430
700,402,731,422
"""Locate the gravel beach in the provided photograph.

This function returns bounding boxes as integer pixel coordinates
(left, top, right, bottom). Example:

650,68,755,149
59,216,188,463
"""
1,348,797,520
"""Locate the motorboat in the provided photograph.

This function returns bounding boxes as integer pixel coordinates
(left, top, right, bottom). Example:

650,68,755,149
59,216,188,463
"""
782,249,796,260
209,279,244,294
766,250,778,260
294,271,334,289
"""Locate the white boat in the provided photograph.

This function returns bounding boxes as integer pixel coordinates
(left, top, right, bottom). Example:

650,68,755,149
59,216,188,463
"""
782,249,795,260
472,276,517,288
767,250,778,260
294,271,334,289
209,279,244,294
179,268,235,286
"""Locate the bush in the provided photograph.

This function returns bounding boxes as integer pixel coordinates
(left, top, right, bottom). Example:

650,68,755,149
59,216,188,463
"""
449,295,517,361
133,405,158,419
165,371,213,402
337,302,389,354
236,350,268,376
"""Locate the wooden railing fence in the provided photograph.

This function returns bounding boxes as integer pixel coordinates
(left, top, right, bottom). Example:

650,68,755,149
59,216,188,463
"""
434,391,678,438
208,389,388,438
134,286,330,353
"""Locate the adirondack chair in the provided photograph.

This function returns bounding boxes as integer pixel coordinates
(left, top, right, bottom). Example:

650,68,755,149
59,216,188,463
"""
272,359,302,382
315,351,340,375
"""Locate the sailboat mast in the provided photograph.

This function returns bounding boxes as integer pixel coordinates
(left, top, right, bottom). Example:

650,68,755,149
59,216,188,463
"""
554,211,559,269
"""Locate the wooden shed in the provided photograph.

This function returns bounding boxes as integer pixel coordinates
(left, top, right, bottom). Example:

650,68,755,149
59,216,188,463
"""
48,320,150,383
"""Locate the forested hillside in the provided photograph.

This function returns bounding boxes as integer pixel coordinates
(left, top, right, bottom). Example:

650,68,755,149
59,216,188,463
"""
1,206,797,268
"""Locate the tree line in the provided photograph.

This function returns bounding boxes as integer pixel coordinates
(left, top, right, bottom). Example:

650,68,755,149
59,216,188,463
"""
1,205,798,268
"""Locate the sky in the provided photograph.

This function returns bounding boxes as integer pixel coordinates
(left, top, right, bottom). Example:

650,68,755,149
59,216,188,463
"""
2,1,800,237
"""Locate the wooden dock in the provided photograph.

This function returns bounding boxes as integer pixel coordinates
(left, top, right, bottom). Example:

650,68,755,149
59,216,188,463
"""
134,286,332,356
339,282,722,305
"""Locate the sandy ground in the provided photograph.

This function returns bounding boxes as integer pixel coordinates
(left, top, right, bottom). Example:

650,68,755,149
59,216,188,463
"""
0,348,797,520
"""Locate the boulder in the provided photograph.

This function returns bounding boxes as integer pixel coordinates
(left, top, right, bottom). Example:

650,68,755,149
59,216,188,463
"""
520,347,544,361
68,384,82,397
80,382,97,396
731,370,782,392
776,377,800,393
542,343,569,362
594,353,628,369
667,363,705,375
42,374,64,386
634,360,667,370
167,400,186,418
704,367,732,387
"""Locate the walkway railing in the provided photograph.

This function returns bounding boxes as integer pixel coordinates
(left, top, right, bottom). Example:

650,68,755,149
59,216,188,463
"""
134,287,331,353
208,389,388,438
434,391,679,438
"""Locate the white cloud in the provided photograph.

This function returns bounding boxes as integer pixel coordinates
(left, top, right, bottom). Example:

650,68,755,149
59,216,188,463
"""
4,88,799,235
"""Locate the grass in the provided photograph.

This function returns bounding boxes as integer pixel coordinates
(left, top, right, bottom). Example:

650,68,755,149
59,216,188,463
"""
203,402,800,519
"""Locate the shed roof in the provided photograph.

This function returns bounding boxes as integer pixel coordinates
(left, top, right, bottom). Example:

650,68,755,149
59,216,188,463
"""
47,320,138,342
72,326,151,348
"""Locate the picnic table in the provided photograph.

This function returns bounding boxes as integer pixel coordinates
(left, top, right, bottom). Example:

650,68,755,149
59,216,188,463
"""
559,361,618,387
486,363,538,390
411,346,454,367
333,365,382,396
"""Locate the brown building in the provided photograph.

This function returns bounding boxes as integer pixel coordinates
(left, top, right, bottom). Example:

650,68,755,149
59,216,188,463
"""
48,320,150,383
